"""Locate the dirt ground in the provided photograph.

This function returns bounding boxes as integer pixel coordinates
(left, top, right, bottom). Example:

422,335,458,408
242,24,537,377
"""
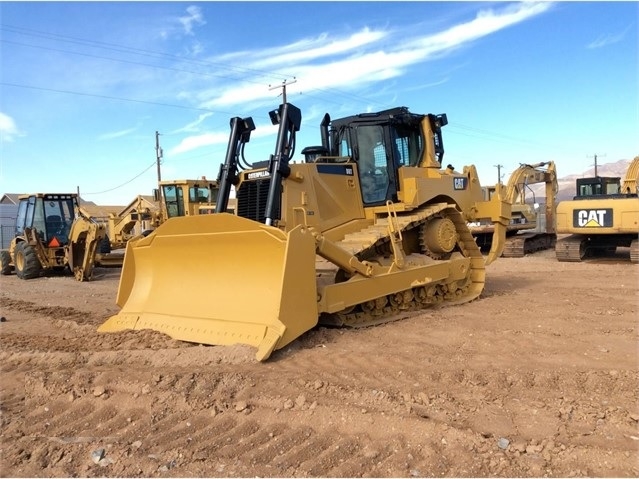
0,246,637,478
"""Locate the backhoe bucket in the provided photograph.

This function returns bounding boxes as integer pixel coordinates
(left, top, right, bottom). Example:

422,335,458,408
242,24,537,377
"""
98,214,319,361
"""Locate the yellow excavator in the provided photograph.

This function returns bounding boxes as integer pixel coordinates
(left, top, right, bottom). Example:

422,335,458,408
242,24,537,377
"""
0,193,106,281
555,155,639,262
99,103,511,361
470,161,558,257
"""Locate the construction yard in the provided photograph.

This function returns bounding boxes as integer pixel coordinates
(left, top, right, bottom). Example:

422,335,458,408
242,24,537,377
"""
0,247,637,477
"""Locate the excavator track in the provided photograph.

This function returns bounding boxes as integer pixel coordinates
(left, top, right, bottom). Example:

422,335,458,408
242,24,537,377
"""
555,235,586,262
319,203,485,328
502,233,556,258
630,239,639,264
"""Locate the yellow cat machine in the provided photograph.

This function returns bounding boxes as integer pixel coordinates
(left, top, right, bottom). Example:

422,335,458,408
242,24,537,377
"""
97,179,232,260
0,193,106,281
99,103,510,360
555,156,639,263
470,161,558,257
155,177,235,220
100,197,157,253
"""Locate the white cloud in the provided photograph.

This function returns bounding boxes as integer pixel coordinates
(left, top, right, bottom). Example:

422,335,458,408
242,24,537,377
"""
0,113,23,142
98,126,138,141
159,5,206,39
169,131,231,155
587,25,631,49
197,2,552,110
169,122,278,156
171,112,214,134
399,2,554,57
180,5,206,35
249,28,389,69
172,2,553,155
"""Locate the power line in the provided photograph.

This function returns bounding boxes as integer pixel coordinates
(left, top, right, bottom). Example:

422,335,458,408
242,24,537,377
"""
0,81,230,114
0,24,293,83
0,38,280,88
1,23,577,159
0,23,393,113
82,161,156,195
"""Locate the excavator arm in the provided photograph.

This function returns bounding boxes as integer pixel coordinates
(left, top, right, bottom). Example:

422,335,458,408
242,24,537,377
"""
621,156,639,194
66,207,107,281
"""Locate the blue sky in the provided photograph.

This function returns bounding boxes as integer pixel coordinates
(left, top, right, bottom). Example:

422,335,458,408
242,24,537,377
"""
1,1,637,205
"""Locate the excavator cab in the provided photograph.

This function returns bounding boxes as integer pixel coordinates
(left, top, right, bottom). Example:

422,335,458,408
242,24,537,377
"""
575,176,621,198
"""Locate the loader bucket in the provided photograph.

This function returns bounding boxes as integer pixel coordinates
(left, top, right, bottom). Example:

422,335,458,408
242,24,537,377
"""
98,214,319,361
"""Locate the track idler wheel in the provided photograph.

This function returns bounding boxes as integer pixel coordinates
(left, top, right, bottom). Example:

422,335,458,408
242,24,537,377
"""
420,217,458,259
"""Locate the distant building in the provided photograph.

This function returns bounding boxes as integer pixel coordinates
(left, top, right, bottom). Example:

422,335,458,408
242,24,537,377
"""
0,194,20,248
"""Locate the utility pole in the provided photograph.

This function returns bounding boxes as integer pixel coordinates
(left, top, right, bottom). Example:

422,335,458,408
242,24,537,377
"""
494,164,504,185
269,78,297,104
587,153,606,177
155,131,163,205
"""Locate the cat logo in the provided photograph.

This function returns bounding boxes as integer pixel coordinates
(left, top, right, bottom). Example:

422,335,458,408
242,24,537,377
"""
453,177,467,190
573,208,613,228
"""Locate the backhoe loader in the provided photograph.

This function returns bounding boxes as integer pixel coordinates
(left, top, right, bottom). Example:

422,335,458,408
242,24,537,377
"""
555,156,639,262
0,193,106,281
470,161,558,257
98,103,511,361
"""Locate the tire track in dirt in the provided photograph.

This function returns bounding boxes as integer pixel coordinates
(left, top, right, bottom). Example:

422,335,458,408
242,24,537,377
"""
0,297,107,325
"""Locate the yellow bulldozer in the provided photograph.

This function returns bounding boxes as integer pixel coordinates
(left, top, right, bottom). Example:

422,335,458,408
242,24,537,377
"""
470,161,558,257
555,155,639,262
99,103,511,361
0,193,106,281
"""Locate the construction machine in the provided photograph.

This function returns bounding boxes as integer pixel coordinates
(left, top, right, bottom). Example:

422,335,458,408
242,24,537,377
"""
100,196,157,252
0,193,106,281
98,103,511,361
470,161,558,257
97,180,228,257
555,156,639,262
155,177,235,220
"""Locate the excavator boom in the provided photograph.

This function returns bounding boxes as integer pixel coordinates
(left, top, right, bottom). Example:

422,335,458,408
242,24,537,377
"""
471,161,558,257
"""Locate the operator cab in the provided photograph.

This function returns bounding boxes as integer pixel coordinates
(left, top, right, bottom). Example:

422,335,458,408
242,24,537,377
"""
15,194,76,246
575,177,622,199
326,108,446,206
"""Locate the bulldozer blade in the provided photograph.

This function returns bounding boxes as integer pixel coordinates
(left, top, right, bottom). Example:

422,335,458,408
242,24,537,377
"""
98,214,319,361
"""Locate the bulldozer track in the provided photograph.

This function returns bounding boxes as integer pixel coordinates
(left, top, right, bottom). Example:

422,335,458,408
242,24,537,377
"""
320,203,485,328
